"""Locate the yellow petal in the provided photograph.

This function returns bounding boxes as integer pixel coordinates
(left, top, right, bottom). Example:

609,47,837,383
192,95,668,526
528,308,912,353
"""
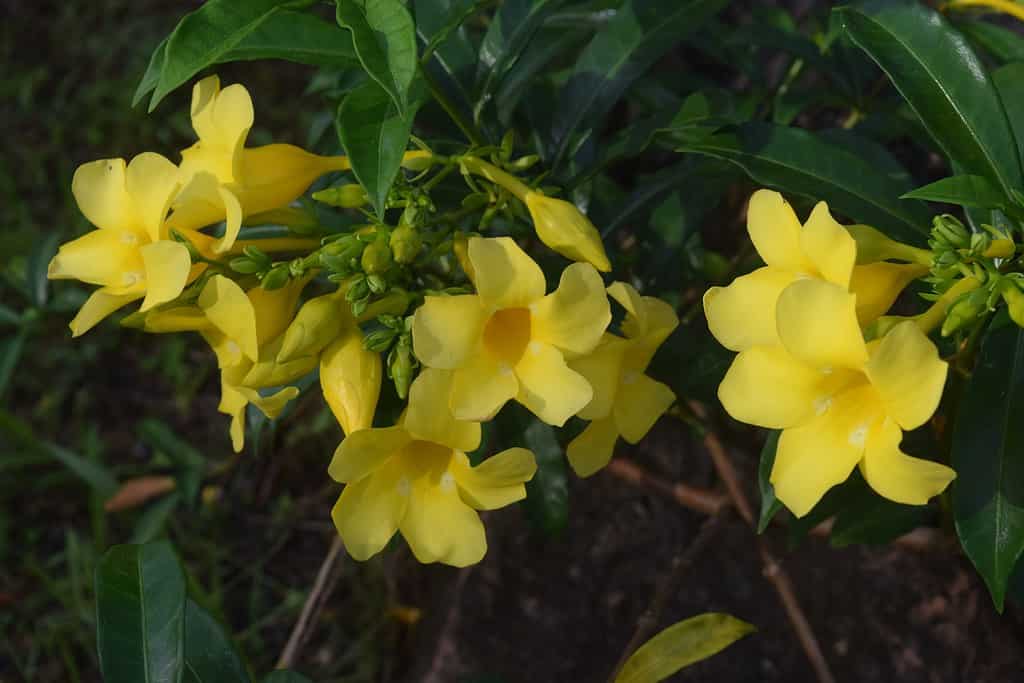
515,340,593,426
242,336,318,388
530,262,611,357
69,287,142,337
139,241,192,311
450,353,519,422
799,201,856,287
403,368,481,452
566,417,620,478
746,189,808,270
864,321,947,431
451,448,536,510
610,282,679,361
167,172,231,233
703,267,796,351
198,275,258,362
218,380,249,452
776,279,867,370
125,152,180,242
467,236,545,310
850,262,927,325
524,192,611,272
72,158,137,233
242,385,299,419
47,229,142,286
239,144,348,215
278,291,350,363
859,419,955,505
142,306,209,333
332,457,409,561
249,278,306,346
569,334,629,421
412,294,486,369
328,426,411,483
191,77,253,163
613,372,676,443
400,459,487,567
211,186,243,254
771,384,880,517
320,330,383,436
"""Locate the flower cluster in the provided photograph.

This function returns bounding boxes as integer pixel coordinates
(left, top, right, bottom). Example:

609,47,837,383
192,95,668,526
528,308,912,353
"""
53,76,681,567
704,190,956,516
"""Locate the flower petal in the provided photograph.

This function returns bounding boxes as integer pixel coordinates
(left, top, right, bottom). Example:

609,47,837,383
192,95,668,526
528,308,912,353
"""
72,158,137,233
248,278,305,346
747,189,808,270
401,462,487,567
211,186,243,254
47,229,142,287
139,241,192,311
566,417,620,478
191,77,253,162
467,237,545,310
703,266,797,351
569,335,629,421
331,458,408,561
530,262,610,357
328,426,411,483
524,192,611,272
167,172,231,232
449,353,519,422
452,448,535,510
239,144,348,215
69,287,142,337
864,320,947,430
850,262,927,325
198,275,258,362
515,341,593,426
799,202,856,287
776,279,868,370
320,331,382,437
613,372,675,443
610,282,679,363
404,368,481,452
860,419,955,505
412,294,486,369
125,152,180,242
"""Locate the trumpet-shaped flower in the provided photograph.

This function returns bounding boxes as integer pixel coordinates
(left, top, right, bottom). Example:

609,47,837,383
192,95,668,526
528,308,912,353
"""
412,237,611,426
717,279,955,516
167,76,350,254
48,154,194,336
567,283,679,476
523,191,611,272
329,368,536,566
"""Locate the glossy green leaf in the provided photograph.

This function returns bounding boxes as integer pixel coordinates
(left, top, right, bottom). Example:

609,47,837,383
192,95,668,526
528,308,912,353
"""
183,600,250,683
336,0,418,115
415,0,480,135
829,493,928,548
96,541,187,683
957,20,1024,64
992,63,1024,183
836,0,1022,198
551,0,729,166
757,431,782,534
614,613,755,683
680,122,931,243
953,314,1024,610
335,80,418,216
134,37,168,107
902,175,1006,210
262,672,314,683
520,418,569,537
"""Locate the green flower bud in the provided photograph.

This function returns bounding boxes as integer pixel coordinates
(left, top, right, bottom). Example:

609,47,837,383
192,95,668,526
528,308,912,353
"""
244,207,319,235
941,287,988,336
361,237,393,274
389,338,416,399
363,328,397,353
261,265,291,291
389,224,422,264
1004,285,1024,328
229,256,264,275
345,276,370,302
366,274,388,294
312,184,368,208
933,214,970,249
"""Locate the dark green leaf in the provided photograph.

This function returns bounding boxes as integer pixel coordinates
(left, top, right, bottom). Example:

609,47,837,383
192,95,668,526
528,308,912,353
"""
958,20,1024,64
520,418,569,537
0,304,20,327
837,0,1022,198
335,80,418,216
183,599,250,683
953,314,1024,610
757,431,782,534
415,0,479,115
336,0,418,115
134,37,168,107
96,541,187,683
0,330,26,401
680,122,931,243
26,230,60,308
551,0,729,166
262,672,314,683
902,175,1006,210
992,63,1024,184
132,493,182,544
138,419,204,469
829,494,928,548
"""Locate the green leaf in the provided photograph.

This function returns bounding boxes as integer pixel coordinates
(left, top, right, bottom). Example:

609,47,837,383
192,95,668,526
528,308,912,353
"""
336,0,418,115
829,493,928,548
138,419,204,469
335,80,418,217
132,493,182,544
415,0,480,118
262,672,314,683
0,330,26,401
680,122,931,243
757,431,782,534
992,63,1024,185
95,541,187,683
520,418,569,537
183,599,250,683
26,229,60,308
134,37,168,107
953,314,1024,610
836,0,1023,198
614,612,755,683
551,0,729,166
958,20,1024,64
902,175,1006,210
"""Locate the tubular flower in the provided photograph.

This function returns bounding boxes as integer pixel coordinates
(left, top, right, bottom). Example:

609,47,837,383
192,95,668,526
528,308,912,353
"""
703,189,923,351
566,283,679,477
716,279,955,516
329,368,536,566
48,154,194,336
167,75,350,254
320,328,383,437
412,236,611,426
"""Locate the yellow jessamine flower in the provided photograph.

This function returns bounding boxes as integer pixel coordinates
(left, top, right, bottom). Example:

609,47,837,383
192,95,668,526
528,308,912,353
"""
567,282,679,477
320,328,382,437
412,236,611,426
48,153,194,337
167,75,350,254
329,368,536,566
716,278,955,516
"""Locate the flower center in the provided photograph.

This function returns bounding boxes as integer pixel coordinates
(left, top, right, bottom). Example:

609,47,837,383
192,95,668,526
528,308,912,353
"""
483,307,531,366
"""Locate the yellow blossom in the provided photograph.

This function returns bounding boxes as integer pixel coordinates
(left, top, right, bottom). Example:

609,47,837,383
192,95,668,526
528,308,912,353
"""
412,236,610,426
567,283,679,476
329,368,536,566
48,154,194,336
320,328,382,437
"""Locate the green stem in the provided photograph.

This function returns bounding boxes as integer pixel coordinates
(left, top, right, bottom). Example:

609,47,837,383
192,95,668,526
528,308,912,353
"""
458,156,531,200
418,65,485,147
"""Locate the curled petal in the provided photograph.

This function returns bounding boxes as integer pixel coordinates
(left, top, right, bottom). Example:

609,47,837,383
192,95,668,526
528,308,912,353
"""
860,419,955,505
452,448,536,510
69,287,143,337
47,229,142,287
198,276,258,362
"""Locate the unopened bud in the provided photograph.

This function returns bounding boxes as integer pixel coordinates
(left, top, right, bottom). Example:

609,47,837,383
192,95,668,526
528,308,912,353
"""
933,214,969,249
400,150,434,172
390,224,422,264
312,184,368,208
941,287,988,336
261,265,291,291
389,338,416,400
1004,285,1024,328
361,237,393,274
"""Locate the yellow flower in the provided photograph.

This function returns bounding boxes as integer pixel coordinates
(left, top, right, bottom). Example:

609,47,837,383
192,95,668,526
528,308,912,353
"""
320,328,382,437
329,368,536,566
48,154,194,336
566,283,679,476
523,191,611,272
412,236,610,426
717,279,955,516
703,190,924,351
167,75,350,254
277,290,350,364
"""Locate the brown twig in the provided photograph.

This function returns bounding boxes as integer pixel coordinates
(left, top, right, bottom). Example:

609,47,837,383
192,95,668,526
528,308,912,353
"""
276,534,346,670
605,458,729,516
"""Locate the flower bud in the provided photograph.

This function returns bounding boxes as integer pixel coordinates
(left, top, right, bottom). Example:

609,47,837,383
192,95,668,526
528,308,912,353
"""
941,287,988,336
390,224,422,264
312,184,368,208
1003,285,1024,328
277,292,351,363
261,265,291,291
363,327,397,352
361,236,393,275
388,337,415,400
933,214,970,249
523,191,611,272
985,239,1016,259
244,207,319,235
345,276,370,302
320,330,382,436
400,150,434,172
